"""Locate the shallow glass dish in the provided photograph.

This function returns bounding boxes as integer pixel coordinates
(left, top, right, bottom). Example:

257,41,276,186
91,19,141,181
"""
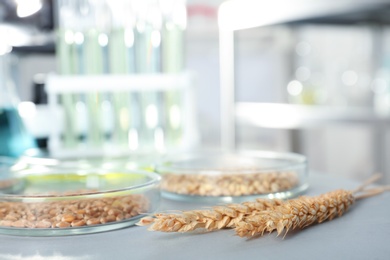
155,150,308,203
0,165,161,236
13,153,158,172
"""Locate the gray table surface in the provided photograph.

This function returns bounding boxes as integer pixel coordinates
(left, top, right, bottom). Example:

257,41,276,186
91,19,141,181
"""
0,173,389,260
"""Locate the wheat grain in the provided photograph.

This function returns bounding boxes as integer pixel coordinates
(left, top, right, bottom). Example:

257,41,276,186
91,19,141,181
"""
0,193,149,229
161,171,299,197
136,198,284,232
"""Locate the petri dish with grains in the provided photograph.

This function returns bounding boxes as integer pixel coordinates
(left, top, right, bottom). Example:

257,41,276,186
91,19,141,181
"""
155,150,308,203
0,158,161,236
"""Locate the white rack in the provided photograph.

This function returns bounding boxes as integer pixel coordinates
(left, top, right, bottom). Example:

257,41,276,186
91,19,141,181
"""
45,72,198,158
218,0,390,183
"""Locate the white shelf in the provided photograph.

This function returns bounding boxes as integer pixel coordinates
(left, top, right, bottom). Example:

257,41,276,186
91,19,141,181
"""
236,102,390,129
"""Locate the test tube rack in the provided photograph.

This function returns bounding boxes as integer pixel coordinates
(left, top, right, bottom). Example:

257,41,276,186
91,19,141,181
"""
45,72,198,158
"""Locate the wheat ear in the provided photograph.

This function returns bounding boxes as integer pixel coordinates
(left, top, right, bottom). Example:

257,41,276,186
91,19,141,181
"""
235,174,389,238
136,198,284,232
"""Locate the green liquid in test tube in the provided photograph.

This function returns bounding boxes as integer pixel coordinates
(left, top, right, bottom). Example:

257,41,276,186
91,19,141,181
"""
135,12,163,152
162,24,185,147
109,27,135,148
161,1,186,149
84,28,105,147
56,27,78,148
149,27,164,152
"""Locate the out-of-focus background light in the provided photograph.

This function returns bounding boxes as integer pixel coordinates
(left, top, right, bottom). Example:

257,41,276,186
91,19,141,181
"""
15,0,43,18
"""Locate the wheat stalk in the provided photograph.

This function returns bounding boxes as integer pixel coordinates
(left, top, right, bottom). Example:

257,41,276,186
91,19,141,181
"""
137,174,389,237
235,174,390,238
136,198,284,232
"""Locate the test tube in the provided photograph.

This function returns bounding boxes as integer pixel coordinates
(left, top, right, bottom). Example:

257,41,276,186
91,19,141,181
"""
56,0,79,148
135,0,164,152
83,0,110,147
108,0,136,149
161,0,187,148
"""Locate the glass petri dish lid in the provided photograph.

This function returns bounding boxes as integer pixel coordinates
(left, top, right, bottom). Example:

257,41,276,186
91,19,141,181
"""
0,166,161,236
13,152,159,172
155,150,308,203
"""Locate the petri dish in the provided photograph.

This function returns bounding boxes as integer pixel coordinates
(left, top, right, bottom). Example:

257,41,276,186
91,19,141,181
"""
155,150,308,203
14,153,158,172
0,166,161,236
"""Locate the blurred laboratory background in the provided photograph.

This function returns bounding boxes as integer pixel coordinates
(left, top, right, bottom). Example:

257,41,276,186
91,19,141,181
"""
1,0,390,183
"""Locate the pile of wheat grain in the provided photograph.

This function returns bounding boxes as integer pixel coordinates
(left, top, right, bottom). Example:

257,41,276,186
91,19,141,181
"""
161,171,298,196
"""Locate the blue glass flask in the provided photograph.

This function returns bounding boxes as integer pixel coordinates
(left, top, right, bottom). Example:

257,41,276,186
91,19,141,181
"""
0,51,36,157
